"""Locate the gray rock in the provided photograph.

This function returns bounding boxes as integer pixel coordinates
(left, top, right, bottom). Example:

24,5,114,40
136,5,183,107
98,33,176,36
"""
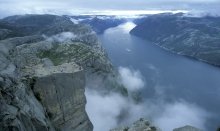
0,76,4,86
33,68,93,131
0,14,98,131
42,58,54,67
0,14,127,131
173,125,202,131
0,82,55,131
111,118,160,131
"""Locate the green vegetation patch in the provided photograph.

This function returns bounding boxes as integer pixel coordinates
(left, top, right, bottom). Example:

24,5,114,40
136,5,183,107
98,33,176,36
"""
37,42,101,66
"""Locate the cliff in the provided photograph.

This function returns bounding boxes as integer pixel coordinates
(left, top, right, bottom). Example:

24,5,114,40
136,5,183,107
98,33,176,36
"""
130,13,220,66
0,14,123,131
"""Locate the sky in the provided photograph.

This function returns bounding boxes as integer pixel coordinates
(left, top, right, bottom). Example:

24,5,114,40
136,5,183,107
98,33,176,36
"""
0,0,220,17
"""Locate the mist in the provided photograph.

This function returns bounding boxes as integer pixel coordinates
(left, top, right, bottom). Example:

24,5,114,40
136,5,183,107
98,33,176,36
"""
85,67,210,131
45,32,77,43
154,102,209,131
118,67,144,91
85,89,145,131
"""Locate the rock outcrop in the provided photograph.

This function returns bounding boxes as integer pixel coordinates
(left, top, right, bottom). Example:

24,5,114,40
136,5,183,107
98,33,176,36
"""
0,37,55,130
130,13,220,66
111,118,203,131
32,64,92,131
110,118,160,131
0,14,121,131
0,14,128,131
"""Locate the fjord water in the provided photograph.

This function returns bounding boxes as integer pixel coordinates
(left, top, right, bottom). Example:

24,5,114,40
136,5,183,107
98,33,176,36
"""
98,22,220,130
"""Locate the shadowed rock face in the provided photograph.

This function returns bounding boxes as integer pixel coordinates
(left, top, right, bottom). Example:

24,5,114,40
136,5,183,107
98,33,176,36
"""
0,14,115,131
33,71,92,131
0,81,55,131
130,13,220,66
0,14,128,131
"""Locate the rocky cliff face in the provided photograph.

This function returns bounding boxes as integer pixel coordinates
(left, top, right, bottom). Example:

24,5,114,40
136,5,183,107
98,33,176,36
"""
0,14,120,131
33,67,92,131
0,35,56,130
130,13,220,66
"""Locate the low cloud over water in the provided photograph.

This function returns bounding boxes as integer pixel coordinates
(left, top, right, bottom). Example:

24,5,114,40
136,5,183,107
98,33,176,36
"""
85,67,210,131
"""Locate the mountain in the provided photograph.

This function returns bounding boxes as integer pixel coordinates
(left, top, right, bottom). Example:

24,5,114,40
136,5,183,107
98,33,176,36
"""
130,13,220,66
0,14,210,131
70,15,126,34
0,14,126,131
0,15,85,39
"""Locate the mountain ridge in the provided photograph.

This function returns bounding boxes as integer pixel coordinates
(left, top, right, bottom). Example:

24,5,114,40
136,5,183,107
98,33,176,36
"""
130,13,220,67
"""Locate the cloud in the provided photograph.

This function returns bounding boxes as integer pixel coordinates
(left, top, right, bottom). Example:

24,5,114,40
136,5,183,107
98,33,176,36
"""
154,101,209,131
0,0,220,18
85,67,146,131
85,66,210,131
85,89,145,131
45,32,77,43
85,90,124,131
119,67,145,91
86,88,210,131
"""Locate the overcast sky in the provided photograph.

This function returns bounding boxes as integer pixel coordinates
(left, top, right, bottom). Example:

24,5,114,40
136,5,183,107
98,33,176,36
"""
0,0,220,17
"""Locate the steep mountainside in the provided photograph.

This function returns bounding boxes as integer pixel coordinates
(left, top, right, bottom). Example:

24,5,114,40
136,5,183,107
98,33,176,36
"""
0,15,91,40
0,14,125,131
70,16,125,34
130,13,220,66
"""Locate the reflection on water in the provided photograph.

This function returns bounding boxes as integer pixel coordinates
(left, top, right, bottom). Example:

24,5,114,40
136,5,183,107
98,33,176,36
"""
118,22,136,32
98,22,220,131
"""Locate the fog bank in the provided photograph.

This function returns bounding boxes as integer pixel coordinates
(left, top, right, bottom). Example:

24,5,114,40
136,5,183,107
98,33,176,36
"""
85,67,210,131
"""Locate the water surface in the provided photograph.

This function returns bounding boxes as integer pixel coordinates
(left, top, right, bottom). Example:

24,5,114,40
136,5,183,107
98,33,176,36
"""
98,22,220,130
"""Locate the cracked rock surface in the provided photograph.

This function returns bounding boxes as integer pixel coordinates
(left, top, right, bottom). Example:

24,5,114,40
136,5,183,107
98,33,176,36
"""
0,14,115,131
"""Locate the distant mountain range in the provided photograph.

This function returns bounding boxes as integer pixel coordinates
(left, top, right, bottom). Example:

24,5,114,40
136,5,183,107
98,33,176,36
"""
69,15,126,34
0,14,93,40
130,13,220,66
